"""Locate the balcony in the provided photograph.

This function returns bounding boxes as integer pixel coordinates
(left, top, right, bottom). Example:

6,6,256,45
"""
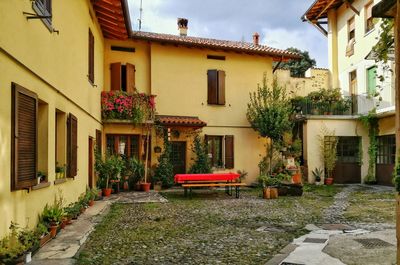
101,91,156,123
291,89,353,116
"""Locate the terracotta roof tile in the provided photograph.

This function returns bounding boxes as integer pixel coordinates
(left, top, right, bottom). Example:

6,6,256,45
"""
156,115,207,127
131,31,300,59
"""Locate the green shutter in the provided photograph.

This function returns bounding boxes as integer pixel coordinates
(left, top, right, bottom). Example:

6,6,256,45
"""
367,66,376,96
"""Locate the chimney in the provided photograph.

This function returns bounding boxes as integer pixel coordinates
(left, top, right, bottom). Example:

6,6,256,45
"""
253,32,260,45
177,18,188,36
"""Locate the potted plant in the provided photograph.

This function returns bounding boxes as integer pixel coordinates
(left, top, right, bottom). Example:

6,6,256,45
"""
55,162,65,179
37,171,46,184
258,175,280,199
36,223,51,247
95,152,125,197
0,222,33,264
312,167,323,185
41,204,63,238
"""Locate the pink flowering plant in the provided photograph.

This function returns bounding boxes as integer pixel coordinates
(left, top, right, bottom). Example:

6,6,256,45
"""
101,91,156,124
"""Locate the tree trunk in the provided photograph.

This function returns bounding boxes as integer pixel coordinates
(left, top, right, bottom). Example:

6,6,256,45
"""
269,139,273,176
144,126,150,183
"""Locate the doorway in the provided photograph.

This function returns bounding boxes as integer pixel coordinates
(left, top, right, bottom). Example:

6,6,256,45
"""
171,141,186,175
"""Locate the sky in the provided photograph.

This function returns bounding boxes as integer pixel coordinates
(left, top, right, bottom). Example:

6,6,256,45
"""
127,0,328,67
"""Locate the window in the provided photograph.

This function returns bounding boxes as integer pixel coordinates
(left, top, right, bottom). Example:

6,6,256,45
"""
55,110,66,174
206,135,234,169
88,29,95,84
365,2,375,33
110,63,135,92
11,83,38,190
106,135,140,159
67,113,78,178
32,0,52,29
367,66,377,96
207,70,226,105
349,70,358,114
377,135,395,164
346,17,355,56
96,129,102,153
336,137,360,163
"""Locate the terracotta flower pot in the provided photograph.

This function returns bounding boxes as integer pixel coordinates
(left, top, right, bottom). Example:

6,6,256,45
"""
39,233,52,247
263,187,278,199
89,200,94,207
60,219,67,229
140,182,151,192
325,177,334,185
292,173,302,184
123,181,129,191
102,188,112,197
49,224,58,238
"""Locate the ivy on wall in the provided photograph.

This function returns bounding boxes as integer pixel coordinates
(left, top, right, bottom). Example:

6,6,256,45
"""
359,110,379,184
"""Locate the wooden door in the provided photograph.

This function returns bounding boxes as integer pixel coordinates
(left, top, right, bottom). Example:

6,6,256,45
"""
171,141,186,175
333,136,361,183
376,135,395,186
88,137,94,188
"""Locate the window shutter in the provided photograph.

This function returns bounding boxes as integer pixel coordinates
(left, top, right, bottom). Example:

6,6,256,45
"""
217,70,226,105
367,67,377,95
225,135,234,169
88,29,95,83
126,63,136,93
110,62,121,91
11,83,38,190
96,129,102,153
67,113,78,178
207,70,218,104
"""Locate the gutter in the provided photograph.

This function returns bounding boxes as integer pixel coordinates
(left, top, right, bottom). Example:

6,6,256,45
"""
121,0,133,38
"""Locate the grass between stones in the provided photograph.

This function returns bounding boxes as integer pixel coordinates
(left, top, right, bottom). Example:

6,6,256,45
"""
343,188,396,224
77,186,341,265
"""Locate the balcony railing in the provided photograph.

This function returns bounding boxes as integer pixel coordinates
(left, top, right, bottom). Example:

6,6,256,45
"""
292,96,353,116
101,91,155,123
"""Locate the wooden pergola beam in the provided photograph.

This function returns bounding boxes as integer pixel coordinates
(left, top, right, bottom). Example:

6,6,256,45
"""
345,0,360,15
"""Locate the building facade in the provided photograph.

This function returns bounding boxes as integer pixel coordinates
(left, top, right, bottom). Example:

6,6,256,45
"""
0,0,131,237
303,0,395,185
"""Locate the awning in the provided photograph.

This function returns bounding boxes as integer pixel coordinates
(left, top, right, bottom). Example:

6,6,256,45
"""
372,0,396,18
156,115,207,128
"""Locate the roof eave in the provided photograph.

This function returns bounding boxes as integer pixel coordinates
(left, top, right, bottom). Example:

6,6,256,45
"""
130,34,300,60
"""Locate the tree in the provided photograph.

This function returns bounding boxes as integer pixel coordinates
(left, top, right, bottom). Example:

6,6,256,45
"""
247,77,293,175
189,134,212,174
278,47,316,78
153,128,174,188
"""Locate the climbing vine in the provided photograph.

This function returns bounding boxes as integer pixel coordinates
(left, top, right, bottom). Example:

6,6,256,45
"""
359,110,379,184
393,154,400,192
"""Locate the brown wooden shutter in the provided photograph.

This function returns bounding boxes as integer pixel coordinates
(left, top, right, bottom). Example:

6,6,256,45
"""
126,63,136,93
96,129,102,153
67,113,78,178
225,135,234,169
110,62,121,91
217,70,226,105
11,83,38,190
88,29,95,83
207,70,218,104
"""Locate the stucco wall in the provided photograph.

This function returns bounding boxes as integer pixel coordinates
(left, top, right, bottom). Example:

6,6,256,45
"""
304,118,369,183
329,0,394,113
0,0,104,237
274,68,330,97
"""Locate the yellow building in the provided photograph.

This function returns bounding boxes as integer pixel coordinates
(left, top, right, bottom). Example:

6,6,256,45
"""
302,0,395,185
275,68,330,97
0,0,132,237
102,24,299,186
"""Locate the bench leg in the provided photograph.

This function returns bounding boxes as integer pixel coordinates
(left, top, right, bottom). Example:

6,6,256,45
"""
190,187,193,199
184,187,187,197
235,186,240,199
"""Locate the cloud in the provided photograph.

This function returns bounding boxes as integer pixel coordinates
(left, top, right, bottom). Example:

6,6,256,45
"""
126,0,328,67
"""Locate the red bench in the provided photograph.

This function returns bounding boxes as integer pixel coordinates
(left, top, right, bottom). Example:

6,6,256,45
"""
174,173,245,198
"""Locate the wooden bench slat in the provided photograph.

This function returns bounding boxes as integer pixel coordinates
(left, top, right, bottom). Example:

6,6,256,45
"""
182,183,246,188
